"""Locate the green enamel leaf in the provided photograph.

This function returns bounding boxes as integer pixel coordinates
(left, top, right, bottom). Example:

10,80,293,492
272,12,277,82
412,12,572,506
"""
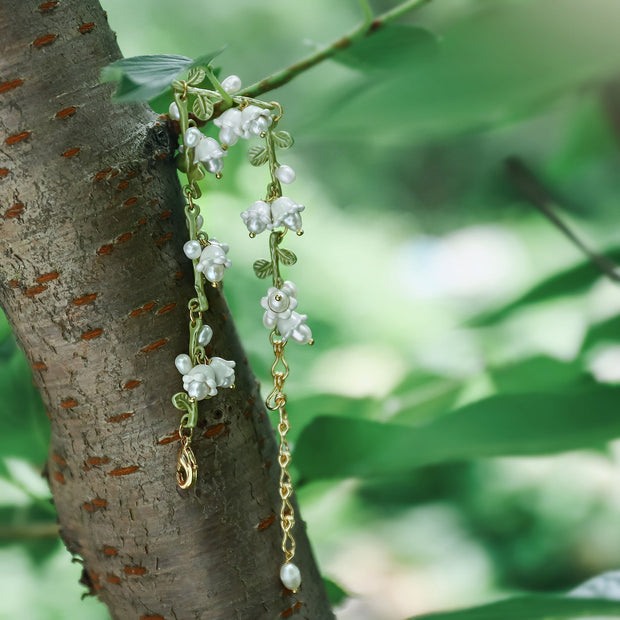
277,248,297,266
323,577,349,607
186,67,206,86
271,130,294,149
192,93,214,121
253,259,273,279
248,146,269,166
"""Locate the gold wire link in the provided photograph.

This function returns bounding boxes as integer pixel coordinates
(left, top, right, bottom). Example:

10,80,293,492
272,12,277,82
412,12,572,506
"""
176,423,197,489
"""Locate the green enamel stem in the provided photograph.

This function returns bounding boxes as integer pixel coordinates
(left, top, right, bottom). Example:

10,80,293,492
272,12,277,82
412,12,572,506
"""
188,316,206,365
239,0,432,99
184,205,209,312
174,91,192,181
269,230,284,289
265,128,282,200
204,66,233,107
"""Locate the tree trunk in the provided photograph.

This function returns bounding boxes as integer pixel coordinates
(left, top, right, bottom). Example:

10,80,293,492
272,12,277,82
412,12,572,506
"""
0,1,333,618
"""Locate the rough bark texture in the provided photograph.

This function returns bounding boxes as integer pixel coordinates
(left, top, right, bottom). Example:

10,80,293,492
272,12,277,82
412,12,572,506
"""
0,1,333,618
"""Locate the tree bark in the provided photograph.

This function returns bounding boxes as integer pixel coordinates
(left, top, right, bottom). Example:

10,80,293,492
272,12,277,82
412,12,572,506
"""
0,1,333,618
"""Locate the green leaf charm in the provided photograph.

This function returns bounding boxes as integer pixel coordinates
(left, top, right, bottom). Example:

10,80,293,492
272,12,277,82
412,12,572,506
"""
271,131,294,149
192,93,214,121
253,259,273,279
277,248,297,266
248,146,269,166
186,67,206,86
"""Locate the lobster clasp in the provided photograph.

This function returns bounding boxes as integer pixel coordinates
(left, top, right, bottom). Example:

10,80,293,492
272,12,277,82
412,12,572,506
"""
176,436,197,489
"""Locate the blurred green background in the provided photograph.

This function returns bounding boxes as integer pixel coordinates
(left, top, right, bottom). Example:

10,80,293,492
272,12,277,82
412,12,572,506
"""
4,0,620,618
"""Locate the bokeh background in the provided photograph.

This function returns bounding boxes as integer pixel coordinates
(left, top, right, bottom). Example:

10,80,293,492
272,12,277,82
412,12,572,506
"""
4,1,620,618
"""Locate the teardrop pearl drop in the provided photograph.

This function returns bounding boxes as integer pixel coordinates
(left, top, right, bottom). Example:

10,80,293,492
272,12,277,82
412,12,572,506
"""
196,215,204,230
221,75,242,94
280,563,301,591
183,240,202,260
197,325,213,346
205,158,224,175
168,102,180,121
175,354,192,375
275,165,296,184
187,380,208,400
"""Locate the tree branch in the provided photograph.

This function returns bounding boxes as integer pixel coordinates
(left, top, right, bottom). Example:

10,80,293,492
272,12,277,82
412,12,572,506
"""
506,157,620,283
239,0,432,99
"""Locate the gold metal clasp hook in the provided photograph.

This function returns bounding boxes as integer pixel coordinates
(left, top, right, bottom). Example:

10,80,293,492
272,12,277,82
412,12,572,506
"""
176,436,197,489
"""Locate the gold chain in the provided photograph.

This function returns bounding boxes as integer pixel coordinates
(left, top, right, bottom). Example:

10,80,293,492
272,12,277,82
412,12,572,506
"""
266,331,296,563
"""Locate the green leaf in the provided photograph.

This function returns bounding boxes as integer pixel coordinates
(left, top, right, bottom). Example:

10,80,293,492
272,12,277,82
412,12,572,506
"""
295,386,620,482
190,46,227,71
186,67,206,86
323,577,349,607
248,146,269,166
469,248,620,327
409,595,620,619
271,130,294,149
253,259,273,279
192,93,214,121
334,24,438,73
581,314,620,352
101,54,194,102
277,248,297,266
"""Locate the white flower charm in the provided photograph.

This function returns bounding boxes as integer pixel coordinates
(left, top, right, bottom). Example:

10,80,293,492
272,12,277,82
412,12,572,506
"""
181,363,218,400
196,238,231,283
241,105,273,137
270,197,305,233
210,357,236,388
214,108,244,146
193,136,227,176
260,281,313,344
241,200,272,235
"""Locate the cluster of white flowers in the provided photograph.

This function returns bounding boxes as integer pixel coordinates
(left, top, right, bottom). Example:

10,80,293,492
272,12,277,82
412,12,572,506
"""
241,196,304,235
261,281,312,345
183,237,231,284
175,353,236,400
214,104,273,146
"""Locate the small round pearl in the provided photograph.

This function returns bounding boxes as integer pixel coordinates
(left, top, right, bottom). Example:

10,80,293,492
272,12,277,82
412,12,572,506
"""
187,380,208,400
254,116,270,134
168,102,180,121
221,75,242,94
205,158,224,175
275,165,296,184
183,240,202,260
184,127,202,148
219,126,239,146
268,291,290,313
280,563,301,591
174,354,192,375
196,215,204,230
197,325,213,346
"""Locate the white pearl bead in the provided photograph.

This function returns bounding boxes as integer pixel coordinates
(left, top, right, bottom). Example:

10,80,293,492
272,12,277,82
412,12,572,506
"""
175,354,193,375
197,325,213,346
205,158,224,175
187,380,208,400
205,264,224,282
221,75,242,94
219,126,239,146
196,215,204,230
183,240,202,260
184,127,202,148
275,165,296,184
254,116,270,134
280,563,301,591
168,102,180,121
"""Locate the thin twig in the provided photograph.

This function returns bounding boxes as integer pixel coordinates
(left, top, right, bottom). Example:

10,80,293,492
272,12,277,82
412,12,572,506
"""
239,0,432,99
0,522,59,540
506,156,620,283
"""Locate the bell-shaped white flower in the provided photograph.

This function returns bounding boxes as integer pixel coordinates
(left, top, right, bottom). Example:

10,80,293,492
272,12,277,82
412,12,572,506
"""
193,136,227,165
241,105,273,138
241,200,271,235
196,238,231,283
214,108,244,145
277,311,312,345
210,357,236,388
269,197,305,233
182,363,218,400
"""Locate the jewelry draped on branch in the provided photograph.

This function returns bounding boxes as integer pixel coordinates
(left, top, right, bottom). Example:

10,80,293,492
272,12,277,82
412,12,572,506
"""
169,67,312,593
